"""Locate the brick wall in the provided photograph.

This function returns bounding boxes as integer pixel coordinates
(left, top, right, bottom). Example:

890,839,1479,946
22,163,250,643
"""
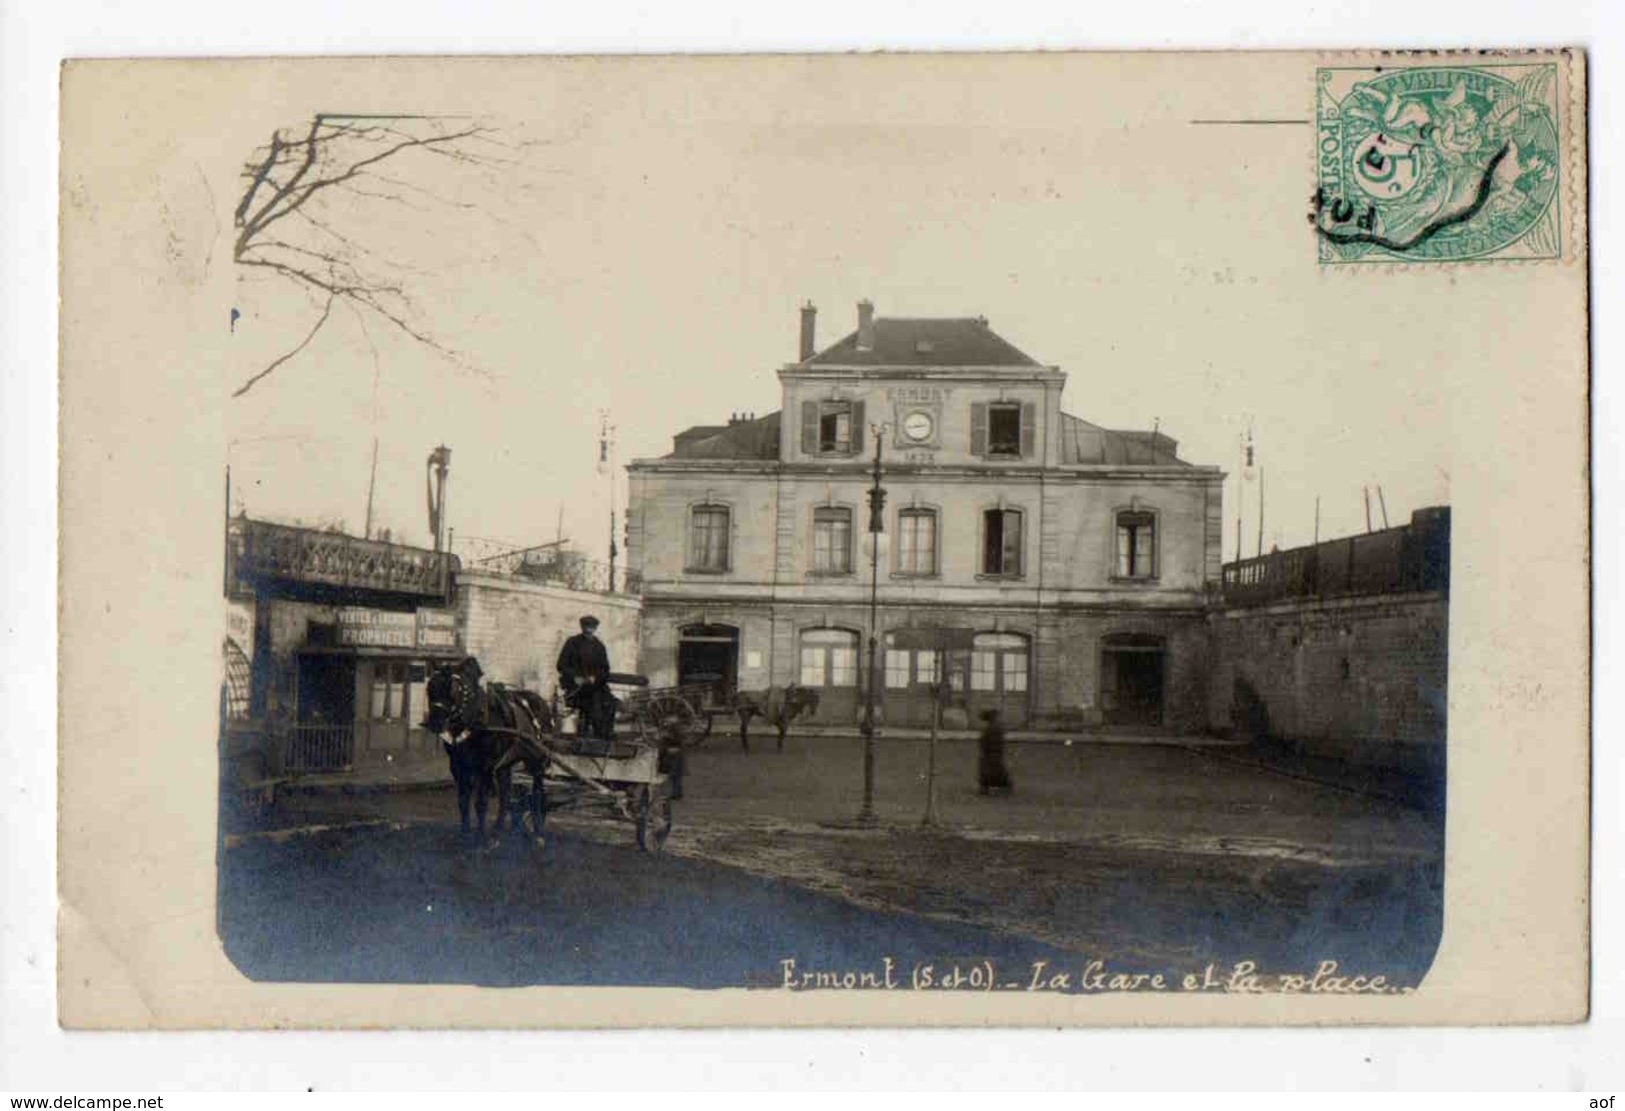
457,570,642,697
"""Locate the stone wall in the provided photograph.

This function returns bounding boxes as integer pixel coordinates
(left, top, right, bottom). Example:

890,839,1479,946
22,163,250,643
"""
1207,591,1447,770
457,570,642,696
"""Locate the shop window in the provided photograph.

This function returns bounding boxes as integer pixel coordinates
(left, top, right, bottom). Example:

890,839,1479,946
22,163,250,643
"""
368,660,410,721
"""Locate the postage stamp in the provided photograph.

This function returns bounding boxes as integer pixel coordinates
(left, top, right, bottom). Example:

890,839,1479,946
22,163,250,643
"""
1314,61,1564,264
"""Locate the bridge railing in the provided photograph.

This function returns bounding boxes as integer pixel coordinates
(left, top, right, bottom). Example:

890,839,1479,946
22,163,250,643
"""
229,517,458,601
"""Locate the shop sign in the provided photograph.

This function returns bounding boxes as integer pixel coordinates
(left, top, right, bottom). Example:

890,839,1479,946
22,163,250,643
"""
336,607,417,648
335,606,461,650
416,608,459,651
890,626,975,651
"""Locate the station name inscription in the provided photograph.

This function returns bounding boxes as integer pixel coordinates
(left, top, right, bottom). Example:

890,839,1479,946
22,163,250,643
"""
776,957,1411,995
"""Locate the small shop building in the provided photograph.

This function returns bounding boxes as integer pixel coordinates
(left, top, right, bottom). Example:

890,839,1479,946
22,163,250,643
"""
225,516,464,774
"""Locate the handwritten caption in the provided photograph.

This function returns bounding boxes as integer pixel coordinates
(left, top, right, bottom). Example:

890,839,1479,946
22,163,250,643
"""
776,957,1412,995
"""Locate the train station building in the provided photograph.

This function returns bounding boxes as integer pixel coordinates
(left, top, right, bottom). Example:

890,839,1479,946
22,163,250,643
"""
625,301,1226,731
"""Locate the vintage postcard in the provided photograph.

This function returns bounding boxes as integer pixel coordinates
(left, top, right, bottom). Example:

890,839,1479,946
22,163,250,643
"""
57,50,1588,1028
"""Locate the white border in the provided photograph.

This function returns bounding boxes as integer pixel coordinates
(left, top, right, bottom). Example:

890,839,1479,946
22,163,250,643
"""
5,0,1621,1092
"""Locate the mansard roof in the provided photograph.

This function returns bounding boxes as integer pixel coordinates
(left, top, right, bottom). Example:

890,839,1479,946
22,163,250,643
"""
803,317,1041,368
661,411,1187,465
666,411,782,460
1058,414,1189,466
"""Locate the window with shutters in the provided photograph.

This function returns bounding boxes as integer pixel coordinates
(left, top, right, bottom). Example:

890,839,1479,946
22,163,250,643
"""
820,403,852,452
812,506,854,574
981,507,1024,577
970,399,1036,459
801,398,866,456
987,404,1022,456
688,504,731,572
896,508,938,577
1115,510,1157,579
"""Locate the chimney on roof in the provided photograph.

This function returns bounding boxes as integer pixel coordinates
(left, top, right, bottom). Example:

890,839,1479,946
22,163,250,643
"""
799,302,817,361
857,299,875,352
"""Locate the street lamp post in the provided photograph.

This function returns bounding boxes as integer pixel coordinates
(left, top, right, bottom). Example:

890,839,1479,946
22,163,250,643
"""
858,426,887,825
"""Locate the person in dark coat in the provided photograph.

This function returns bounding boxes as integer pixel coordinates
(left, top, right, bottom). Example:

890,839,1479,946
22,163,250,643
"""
557,615,617,740
977,708,1013,795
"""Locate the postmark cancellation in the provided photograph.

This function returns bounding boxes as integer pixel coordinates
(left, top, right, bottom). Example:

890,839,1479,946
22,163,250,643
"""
1314,56,1576,265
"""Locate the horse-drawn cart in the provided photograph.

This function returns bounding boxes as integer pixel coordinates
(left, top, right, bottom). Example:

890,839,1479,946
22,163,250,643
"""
425,662,721,852
509,739,674,852
506,674,714,851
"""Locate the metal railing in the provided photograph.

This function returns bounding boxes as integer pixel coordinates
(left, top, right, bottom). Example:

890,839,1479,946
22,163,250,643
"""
454,537,633,595
1220,507,1449,608
229,517,458,600
281,724,355,773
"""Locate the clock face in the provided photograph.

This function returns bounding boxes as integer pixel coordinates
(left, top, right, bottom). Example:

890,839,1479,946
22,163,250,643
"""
903,411,934,442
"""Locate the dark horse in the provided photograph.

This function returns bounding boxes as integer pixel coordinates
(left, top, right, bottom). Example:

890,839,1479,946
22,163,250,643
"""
422,659,553,845
734,683,821,751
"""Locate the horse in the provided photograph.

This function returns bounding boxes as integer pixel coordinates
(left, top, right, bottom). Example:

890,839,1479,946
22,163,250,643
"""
422,660,553,846
733,683,821,752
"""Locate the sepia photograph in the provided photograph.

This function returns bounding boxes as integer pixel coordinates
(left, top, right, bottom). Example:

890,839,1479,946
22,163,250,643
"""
53,48,1589,1030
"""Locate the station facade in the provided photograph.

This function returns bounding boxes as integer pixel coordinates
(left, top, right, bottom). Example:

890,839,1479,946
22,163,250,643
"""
626,301,1225,730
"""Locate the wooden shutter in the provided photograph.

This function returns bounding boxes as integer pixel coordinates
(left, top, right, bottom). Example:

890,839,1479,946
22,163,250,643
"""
1020,402,1037,458
850,400,866,454
970,402,988,457
800,400,818,455
981,509,998,573
1004,509,1024,576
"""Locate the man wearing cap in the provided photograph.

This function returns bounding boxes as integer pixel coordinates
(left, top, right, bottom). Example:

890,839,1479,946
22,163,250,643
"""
557,615,617,740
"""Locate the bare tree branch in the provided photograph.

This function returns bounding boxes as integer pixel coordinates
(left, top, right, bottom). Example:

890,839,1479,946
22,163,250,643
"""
232,112,501,393
233,294,336,398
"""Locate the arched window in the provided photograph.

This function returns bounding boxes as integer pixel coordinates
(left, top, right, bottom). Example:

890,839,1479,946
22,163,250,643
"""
970,632,1029,693
799,627,860,688
688,504,731,572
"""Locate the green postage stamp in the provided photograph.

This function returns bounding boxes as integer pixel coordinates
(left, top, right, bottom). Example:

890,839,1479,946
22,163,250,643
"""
1314,60,1566,264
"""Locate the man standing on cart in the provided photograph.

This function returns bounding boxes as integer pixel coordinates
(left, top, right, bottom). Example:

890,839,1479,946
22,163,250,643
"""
557,614,618,740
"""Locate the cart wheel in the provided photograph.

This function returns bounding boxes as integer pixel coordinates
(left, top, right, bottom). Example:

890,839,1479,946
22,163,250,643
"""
645,694,704,750
636,783,673,853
